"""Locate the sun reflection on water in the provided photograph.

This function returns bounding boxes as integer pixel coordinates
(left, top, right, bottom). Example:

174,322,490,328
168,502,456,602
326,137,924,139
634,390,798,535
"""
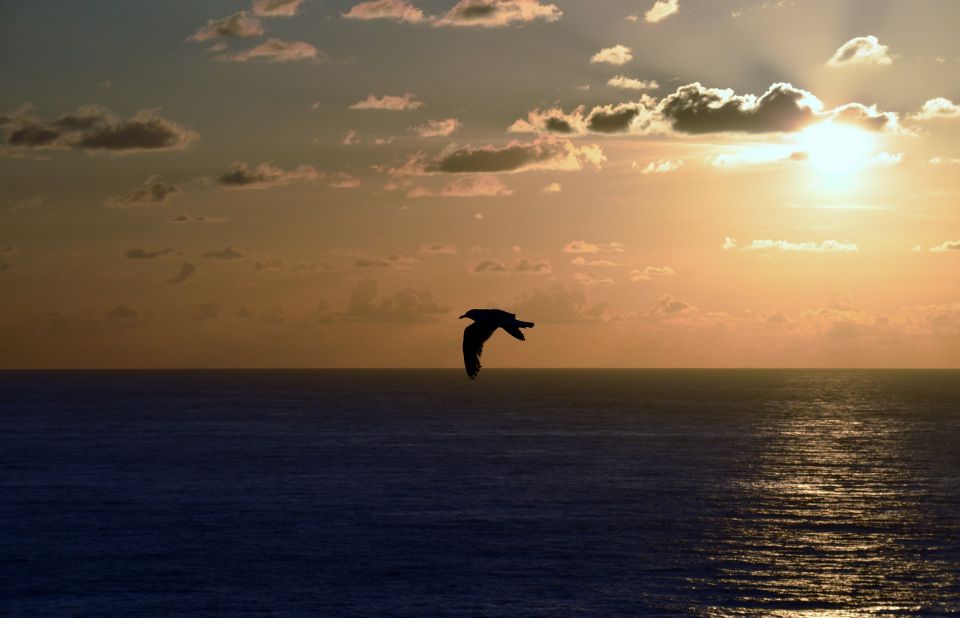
694,373,956,615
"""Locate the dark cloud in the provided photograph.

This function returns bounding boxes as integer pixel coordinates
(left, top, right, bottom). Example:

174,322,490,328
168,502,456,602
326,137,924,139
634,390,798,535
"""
204,246,246,260
511,259,552,274
470,259,507,273
105,304,139,320
660,82,820,134
510,83,898,136
214,162,321,189
193,302,220,322
544,117,573,133
353,254,417,270
344,279,450,322
401,137,604,175
124,248,175,260
435,0,562,27
166,262,197,284
189,11,263,42
0,262,11,272
168,214,228,224
1,105,197,153
106,175,180,206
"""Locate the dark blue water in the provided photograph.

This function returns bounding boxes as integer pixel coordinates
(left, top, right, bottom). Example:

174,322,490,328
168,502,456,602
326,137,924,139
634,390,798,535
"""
2,370,959,616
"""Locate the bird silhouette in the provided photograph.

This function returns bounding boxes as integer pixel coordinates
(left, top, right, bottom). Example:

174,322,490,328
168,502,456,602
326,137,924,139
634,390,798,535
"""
459,309,534,379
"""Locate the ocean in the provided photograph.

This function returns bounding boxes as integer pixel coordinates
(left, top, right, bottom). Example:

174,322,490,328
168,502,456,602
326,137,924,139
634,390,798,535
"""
1,370,959,616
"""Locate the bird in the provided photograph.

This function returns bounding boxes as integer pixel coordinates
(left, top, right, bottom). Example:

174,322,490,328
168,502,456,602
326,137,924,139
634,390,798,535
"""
459,308,534,379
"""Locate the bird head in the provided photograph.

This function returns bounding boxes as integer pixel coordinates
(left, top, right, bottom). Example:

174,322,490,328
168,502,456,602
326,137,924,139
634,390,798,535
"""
459,309,480,321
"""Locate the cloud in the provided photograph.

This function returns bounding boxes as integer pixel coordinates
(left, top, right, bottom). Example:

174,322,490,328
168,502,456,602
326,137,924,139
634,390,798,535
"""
419,242,458,254
930,240,960,253
252,0,303,17
511,259,552,274
722,236,737,251
214,161,322,189
511,284,600,323
106,175,180,206
927,156,960,166
105,304,140,320
631,265,675,281
168,214,228,224
350,93,424,110
660,82,821,134
509,100,658,135
573,272,614,287
470,259,508,273
653,293,693,314
664,82,899,134
591,44,633,65
434,0,562,28
328,172,361,189
395,137,605,175
124,248,174,260
344,279,449,322
541,182,562,193
9,194,45,213
217,39,323,63
637,159,681,174
912,97,960,121
645,0,679,23
189,11,263,41
744,239,859,253
607,75,659,90
194,302,220,322
1,105,197,153
353,255,417,270
166,262,197,284
871,151,902,166
341,129,359,145
0,262,10,272
204,246,247,260
342,0,428,23
570,257,622,267
827,36,892,67
509,83,898,136
412,118,460,137
562,240,625,254
441,175,513,197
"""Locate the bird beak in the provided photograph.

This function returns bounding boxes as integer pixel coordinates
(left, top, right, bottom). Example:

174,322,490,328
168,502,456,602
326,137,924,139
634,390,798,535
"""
458,314,466,319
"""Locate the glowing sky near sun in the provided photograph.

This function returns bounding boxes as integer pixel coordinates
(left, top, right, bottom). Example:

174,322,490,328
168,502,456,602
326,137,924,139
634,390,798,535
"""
1,0,960,368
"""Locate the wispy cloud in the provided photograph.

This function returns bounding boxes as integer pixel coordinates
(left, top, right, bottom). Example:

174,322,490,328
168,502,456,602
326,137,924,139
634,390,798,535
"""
607,75,658,90
189,12,263,42
591,44,632,65
411,118,460,137
106,175,179,207
217,39,323,63
827,35,892,67
350,93,424,110
645,0,679,24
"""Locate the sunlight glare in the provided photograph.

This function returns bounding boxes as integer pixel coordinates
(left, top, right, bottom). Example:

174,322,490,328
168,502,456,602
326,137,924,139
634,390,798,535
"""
796,123,874,176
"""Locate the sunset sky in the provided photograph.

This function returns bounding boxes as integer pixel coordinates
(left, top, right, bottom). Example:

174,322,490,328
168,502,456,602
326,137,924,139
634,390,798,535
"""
2,0,960,368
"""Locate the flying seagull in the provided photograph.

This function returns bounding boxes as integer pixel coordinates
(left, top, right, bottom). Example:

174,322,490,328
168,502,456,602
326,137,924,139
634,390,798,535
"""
459,308,535,379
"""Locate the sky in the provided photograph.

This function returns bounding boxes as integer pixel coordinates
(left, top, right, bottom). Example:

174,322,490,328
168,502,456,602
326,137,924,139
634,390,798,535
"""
2,0,960,369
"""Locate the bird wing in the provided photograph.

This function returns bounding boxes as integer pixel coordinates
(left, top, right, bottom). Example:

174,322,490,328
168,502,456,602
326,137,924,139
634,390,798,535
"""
501,325,525,341
463,321,498,380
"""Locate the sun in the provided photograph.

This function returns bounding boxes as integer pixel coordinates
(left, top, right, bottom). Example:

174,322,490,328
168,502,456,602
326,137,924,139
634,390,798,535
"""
795,123,875,176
